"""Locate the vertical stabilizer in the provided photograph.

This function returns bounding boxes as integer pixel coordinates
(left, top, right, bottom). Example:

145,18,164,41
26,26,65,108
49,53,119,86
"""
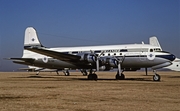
149,36,162,50
23,27,43,58
24,27,43,47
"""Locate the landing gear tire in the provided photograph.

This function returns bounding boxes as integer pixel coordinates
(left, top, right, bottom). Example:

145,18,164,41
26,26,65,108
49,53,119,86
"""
82,72,88,76
36,71,40,75
65,72,70,76
63,71,70,76
88,73,98,80
153,74,161,81
56,71,59,75
80,69,88,76
115,73,125,80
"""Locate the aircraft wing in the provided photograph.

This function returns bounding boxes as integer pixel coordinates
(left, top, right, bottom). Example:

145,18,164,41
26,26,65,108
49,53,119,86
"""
26,47,81,62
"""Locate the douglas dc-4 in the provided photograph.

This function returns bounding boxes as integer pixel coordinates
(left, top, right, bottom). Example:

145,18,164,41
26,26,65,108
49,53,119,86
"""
9,27,176,81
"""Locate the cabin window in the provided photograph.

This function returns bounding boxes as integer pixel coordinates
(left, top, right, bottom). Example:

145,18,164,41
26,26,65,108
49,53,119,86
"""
120,49,128,52
108,53,110,56
120,53,122,55
94,50,101,53
150,49,153,52
114,53,116,55
63,52,69,54
72,51,78,54
128,48,148,52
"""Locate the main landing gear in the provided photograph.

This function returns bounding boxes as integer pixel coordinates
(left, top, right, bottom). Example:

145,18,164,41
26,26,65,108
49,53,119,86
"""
36,71,40,75
80,69,88,76
56,70,59,75
87,70,126,80
115,72,125,80
63,70,70,76
87,69,98,80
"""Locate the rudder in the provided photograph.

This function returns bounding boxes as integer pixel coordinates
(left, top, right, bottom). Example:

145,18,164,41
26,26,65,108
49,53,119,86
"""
23,27,43,58
24,27,43,47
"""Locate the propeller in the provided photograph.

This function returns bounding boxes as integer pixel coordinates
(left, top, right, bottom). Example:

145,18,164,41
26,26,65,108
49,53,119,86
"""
114,55,125,75
90,50,105,71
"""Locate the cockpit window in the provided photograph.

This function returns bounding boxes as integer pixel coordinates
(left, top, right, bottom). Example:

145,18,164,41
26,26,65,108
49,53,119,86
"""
153,48,161,51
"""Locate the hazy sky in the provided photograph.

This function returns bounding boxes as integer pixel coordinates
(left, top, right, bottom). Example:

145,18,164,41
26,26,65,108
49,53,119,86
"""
0,0,179,71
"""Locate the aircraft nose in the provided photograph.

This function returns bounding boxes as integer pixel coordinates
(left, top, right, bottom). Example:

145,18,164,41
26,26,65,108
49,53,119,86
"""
167,53,176,61
156,52,176,61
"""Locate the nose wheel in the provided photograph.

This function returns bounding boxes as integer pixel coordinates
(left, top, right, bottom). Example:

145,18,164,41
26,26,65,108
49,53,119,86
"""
153,74,161,81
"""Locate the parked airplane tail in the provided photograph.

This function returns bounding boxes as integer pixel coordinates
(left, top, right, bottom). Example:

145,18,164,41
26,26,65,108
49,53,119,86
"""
23,27,44,58
24,27,43,48
149,36,162,50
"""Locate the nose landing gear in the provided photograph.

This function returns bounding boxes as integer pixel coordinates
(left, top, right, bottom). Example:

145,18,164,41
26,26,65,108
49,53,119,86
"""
153,70,161,81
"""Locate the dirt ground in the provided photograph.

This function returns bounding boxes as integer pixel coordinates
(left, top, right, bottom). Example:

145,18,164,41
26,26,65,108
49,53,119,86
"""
0,71,179,111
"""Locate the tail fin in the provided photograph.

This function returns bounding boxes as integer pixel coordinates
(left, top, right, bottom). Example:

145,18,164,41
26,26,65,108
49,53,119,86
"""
149,36,162,50
23,27,43,58
24,27,43,48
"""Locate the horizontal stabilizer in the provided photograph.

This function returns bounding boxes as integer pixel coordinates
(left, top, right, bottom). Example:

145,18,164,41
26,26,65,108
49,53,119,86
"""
6,58,35,62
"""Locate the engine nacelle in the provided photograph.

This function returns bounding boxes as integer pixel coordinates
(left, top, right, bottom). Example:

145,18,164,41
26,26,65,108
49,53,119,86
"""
100,57,118,67
78,53,96,63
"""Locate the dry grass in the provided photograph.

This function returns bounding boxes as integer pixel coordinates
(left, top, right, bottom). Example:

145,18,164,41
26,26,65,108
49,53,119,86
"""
0,71,180,111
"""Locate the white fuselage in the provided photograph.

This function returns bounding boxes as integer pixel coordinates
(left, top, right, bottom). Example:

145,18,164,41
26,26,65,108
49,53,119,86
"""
21,43,174,70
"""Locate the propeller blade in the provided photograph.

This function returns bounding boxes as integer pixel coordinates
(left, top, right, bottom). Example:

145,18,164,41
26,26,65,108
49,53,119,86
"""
96,59,99,71
90,50,105,71
118,61,121,76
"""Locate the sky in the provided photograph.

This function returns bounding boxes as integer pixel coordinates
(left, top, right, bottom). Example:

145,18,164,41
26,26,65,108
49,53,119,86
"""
0,0,179,71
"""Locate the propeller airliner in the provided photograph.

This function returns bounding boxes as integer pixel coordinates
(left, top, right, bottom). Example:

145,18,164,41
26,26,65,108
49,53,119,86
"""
9,27,176,81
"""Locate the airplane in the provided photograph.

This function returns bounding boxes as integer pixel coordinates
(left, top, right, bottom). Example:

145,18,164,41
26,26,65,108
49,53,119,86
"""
15,36,165,76
20,36,179,75
8,27,176,81
18,66,61,75
19,66,88,76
